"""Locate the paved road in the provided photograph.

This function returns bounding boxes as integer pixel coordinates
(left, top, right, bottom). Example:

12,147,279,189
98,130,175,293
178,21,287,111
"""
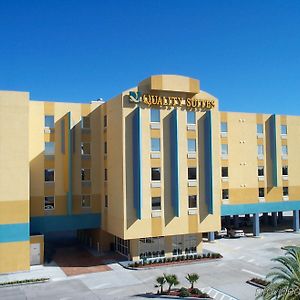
0,231,299,300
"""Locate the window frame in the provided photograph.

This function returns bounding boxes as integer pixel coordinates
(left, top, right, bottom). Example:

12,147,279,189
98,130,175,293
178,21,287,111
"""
81,168,91,181
187,111,196,125
151,197,161,211
282,166,288,176
220,122,228,133
81,195,91,208
258,166,264,177
150,109,160,123
259,187,265,198
44,196,55,210
45,169,55,182
45,115,54,128
151,167,161,181
45,142,55,155
221,167,228,178
281,125,287,135
187,139,196,153
151,138,160,152
222,189,229,200
188,195,197,209
188,167,197,181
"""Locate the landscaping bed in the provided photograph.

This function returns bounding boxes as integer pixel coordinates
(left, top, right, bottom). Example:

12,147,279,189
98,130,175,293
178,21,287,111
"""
246,277,270,289
128,252,222,269
0,278,49,287
166,287,212,298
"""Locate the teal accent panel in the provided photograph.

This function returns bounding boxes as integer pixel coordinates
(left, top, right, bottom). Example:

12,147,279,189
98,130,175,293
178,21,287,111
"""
0,223,29,243
170,109,180,217
132,107,142,219
67,112,73,215
270,114,278,187
204,110,214,214
221,201,300,216
30,214,101,234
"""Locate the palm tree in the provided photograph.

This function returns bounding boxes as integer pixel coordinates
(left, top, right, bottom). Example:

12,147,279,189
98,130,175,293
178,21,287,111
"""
155,276,166,294
256,246,300,300
164,273,180,293
185,273,200,289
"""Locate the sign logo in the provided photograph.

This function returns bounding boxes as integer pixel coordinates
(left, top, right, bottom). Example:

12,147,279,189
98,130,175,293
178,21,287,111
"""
129,91,142,103
128,91,215,110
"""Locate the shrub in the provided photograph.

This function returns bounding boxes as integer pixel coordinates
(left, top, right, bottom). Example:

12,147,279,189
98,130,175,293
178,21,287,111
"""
202,253,207,258
207,252,211,258
179,287,191,297
197,254,202,259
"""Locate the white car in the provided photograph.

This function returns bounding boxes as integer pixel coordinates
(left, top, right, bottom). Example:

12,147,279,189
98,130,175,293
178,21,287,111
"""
228,229,245,238
215,228,228,238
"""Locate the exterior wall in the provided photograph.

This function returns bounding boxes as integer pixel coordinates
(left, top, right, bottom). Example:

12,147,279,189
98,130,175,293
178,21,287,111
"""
0,91,30,273
29,101,102,233
221,111,300,213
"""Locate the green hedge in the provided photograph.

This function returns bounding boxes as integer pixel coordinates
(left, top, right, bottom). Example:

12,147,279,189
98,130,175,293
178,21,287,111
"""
0,278,49,286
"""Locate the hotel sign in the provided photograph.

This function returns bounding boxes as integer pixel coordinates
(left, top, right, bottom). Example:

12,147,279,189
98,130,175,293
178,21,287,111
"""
129,91,215,110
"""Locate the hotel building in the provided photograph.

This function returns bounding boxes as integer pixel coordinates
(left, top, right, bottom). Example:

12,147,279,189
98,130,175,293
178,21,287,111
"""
1,74,300,274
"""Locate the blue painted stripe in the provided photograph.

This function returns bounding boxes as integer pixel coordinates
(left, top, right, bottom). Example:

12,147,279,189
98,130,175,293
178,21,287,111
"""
0,223,29,243
132,107,142,219
67,112,73,215
221,201,300,216
204,110,214,214
30,214,101,234
170,109,180,217
270,114,278,187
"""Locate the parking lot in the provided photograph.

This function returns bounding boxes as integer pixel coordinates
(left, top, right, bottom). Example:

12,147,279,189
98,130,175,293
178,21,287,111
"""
1,230,300,300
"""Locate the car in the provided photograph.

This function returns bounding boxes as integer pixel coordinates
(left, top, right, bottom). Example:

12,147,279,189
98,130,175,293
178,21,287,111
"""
215,227,228,239
227,229,245,238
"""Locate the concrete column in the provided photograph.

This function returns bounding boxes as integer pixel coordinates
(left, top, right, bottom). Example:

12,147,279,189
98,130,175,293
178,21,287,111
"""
262,213,269,225
253,213,260,237
293,210,300,232
278,212,283,223
272,212,278,227
208,232,215,242
233,215,239,228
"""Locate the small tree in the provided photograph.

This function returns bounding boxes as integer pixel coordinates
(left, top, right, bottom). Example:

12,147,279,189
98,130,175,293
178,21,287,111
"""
185,273,200,289
164,273,179,293
155,276,166,294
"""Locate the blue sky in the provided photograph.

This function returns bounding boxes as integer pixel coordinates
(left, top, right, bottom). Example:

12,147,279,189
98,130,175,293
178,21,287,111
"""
0,0,299,115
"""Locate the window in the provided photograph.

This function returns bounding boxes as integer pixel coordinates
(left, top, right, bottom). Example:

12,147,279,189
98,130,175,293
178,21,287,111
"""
221,144,228,155
187,111,196,125
151,138,160,152
105,195,108,207
283,187,289,196
188,167,197,180
259,188,265,198
282,145,288,155
104,115,107,127
221,167,228,178
257,124,263,134
81,143,90,155
104,168,108,181
150,109,160,123
104,142,107,154
281,125,287,135
45,115,54,128
188,195,197,208
188,139,196,152
221,122,228,133
258,166,264,176
257,145,264,156
152,197,161,211
44,196,55,210
45,169,54,182
151,168,161,181
81,168,91,181
81,116,90,129
45,142,55,155
222,189,229,200
81,195,91,207
282,166,288,176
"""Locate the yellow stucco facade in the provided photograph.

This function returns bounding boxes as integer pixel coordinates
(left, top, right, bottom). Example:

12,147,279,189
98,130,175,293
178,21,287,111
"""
1,74,300,273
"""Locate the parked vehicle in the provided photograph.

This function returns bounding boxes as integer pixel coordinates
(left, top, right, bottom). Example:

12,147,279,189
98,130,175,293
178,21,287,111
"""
214,228,228,239
227,229,245,238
